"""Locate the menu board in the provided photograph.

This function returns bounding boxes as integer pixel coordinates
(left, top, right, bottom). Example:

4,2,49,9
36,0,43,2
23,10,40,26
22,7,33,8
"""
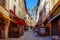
40,28,45,34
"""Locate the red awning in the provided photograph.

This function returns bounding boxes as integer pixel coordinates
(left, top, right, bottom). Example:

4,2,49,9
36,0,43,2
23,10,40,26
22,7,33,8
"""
14,18,27,26
9,10,29,27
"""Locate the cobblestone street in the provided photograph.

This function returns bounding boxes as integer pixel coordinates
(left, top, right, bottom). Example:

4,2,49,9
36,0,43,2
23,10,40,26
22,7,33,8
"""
3,30,52,40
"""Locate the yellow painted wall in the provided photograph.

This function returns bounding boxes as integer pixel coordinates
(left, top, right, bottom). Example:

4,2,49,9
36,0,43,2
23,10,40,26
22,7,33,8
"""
55,0,59,4
50,0,53,10
50,0,59,10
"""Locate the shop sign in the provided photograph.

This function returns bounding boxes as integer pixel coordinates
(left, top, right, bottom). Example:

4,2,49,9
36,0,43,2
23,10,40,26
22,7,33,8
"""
40,28,45,34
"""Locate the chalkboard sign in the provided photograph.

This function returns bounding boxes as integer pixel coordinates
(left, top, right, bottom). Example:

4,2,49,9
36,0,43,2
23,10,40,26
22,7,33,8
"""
40,28,45,34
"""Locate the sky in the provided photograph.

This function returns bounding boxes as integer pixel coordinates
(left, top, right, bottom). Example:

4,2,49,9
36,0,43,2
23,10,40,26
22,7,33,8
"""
26,0,38,21
28,8,37,21
26,0,38,9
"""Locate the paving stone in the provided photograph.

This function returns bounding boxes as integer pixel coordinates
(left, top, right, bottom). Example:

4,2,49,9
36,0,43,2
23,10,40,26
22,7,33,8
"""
3,30,52,40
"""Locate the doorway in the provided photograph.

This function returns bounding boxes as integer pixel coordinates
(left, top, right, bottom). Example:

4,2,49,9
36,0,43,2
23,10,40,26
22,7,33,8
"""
52,15,60,36
0,17,5,39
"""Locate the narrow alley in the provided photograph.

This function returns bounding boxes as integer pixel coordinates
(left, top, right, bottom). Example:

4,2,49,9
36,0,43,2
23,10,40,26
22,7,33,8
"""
0,0,60,40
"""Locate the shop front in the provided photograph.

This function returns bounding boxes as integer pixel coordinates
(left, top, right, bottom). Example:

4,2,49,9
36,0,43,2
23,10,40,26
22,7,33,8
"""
38,26,50,36
35,23,49,36
8,21,19,38
0,4,13,39
51,15,60,36
9,10,28,38
58,16,60,36
0,17,5,39
49,2,60,36
42,17,50,36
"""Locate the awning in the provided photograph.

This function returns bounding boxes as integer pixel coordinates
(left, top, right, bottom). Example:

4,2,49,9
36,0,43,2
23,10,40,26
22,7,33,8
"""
48,13,60,23
14,19,28,27
2,14,13,22
9,10,29,27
